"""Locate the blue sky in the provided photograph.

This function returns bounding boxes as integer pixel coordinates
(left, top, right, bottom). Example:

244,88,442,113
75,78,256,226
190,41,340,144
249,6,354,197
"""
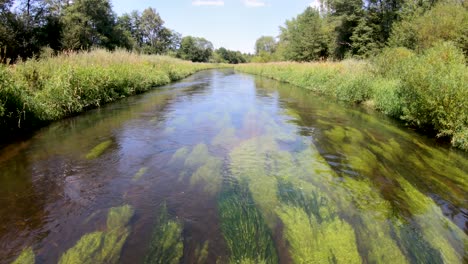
111,0,318,53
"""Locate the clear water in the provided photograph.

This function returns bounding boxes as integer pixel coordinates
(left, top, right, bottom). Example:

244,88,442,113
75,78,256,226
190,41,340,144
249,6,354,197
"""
0,70,466,264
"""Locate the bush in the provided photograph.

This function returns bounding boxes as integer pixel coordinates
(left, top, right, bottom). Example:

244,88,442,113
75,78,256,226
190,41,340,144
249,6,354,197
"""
0,49,219,138
235,44,468,151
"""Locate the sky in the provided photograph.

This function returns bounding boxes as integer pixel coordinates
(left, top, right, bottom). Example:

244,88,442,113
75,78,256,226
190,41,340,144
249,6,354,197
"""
111,0,319,54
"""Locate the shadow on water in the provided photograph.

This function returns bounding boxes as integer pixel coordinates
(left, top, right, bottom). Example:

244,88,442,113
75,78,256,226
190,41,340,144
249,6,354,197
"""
0,69,466,263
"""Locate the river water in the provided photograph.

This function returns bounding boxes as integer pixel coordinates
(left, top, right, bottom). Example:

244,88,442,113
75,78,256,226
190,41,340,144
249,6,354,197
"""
0,70,466,264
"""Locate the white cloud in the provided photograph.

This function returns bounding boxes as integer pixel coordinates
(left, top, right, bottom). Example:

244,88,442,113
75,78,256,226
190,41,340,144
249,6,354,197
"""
243,0,266,7
192,0,225,6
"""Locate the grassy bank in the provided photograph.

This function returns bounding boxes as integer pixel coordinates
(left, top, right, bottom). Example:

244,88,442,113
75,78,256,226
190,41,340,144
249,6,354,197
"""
235,42,468,151
0,49,220,138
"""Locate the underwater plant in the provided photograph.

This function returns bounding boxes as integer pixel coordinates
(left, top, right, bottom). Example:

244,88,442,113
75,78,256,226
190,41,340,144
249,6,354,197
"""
144,203,183,264
59,205,134,264
85,140,112,159
11,247,35,264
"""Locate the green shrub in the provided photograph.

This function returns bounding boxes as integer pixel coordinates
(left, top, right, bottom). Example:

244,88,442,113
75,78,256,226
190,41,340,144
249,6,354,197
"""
0,49,220,137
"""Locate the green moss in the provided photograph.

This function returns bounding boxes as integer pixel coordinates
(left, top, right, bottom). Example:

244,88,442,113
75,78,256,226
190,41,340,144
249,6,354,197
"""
184,143,210,168
190,157,223,195
218,182,278,264
194,241,209,264
59,205,134,264
144,203,183,264
85,140,112,159
11,247,35,264
132,167,148,181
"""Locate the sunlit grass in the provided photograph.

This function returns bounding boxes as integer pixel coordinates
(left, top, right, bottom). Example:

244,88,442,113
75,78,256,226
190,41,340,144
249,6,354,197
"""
0,49,221,137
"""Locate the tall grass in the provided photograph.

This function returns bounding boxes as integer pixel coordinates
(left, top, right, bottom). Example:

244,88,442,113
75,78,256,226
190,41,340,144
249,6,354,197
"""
235,42,468,151
0,49,220,138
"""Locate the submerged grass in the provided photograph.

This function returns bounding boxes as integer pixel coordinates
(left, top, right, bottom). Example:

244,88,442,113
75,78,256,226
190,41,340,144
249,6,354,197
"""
11,247,35,264
235,42,468,151
218,182,278,264
59,204,134,264
85,140,112,159
0,49,221,138
144,203,183,264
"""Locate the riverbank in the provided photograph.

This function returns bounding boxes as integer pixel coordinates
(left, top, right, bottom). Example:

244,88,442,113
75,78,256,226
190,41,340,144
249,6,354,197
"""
235,43,468,151
0,50,221,139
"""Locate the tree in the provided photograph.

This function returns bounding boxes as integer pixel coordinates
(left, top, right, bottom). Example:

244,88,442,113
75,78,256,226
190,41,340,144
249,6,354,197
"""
61,0,119,50
177,36,213,62
215,47,246,64
255,36,277,55
389,1,468,55
279,7,329,61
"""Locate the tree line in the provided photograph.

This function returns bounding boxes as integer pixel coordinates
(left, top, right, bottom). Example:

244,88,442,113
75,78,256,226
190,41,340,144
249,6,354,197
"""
253,0,467,62
0,0,248,63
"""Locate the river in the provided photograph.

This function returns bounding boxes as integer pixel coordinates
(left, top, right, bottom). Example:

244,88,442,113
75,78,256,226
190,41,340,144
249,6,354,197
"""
0,70,466,263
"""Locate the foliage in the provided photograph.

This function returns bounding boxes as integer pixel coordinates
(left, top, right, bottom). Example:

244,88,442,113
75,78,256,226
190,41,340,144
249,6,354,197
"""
177,36,213,62
214,47,246,64
144,203,183,264
279,7,329,61
389,1,468,55
0,49,218,139
255,36,277,55
235,46,468,151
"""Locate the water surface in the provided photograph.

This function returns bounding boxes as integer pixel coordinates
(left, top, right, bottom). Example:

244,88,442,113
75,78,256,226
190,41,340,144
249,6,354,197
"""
1,70,467,264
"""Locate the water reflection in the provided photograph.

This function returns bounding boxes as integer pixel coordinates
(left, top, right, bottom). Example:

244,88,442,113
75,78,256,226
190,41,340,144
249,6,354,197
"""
0,70,466,263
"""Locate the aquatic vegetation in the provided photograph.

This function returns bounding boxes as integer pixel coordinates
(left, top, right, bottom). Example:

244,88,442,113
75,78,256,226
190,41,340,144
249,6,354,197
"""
144,203,183,264
194,241,209,264
132,167,148,181
184,143,210,168
169,147,190,164
394,177,467,264
393,219,444,264
212,127,238,147
218,182,278,264
277,206,361,264
85,140,112,159
235,49,468,151
11,247,35,264
190,157,223,195
59,205,134,264
107,205,135,230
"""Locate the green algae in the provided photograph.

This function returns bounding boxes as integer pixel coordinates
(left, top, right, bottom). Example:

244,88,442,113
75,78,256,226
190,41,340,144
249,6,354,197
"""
59,205,134,264
132,167,148,181
324,127,346,143
144,203,183,264
194,241,209,264
218,182,278,264
394,177,467,264
190,157,223,195
85,140,112,159
11,247,35,264
184,143,210,168
392,219,444,264
277,206,361,264
107,205,134,230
